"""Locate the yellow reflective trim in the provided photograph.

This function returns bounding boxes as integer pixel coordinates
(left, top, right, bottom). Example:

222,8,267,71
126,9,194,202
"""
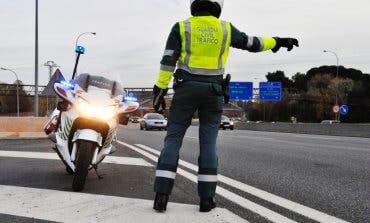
221,21,231,69
178,21,186,65
156,69,173,89
262,37,277,51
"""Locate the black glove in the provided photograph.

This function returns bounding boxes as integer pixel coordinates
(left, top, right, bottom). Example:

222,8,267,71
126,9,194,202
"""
272,37,299,53
222,74,231,104
153,85,168,113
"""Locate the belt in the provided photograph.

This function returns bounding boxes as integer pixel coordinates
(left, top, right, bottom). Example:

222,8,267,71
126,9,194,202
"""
174,70,223,85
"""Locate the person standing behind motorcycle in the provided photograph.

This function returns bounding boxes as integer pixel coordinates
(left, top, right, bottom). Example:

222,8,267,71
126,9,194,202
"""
152,0,299,212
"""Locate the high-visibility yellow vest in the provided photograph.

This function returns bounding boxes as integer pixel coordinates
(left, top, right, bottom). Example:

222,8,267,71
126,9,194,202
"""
178,16,231,75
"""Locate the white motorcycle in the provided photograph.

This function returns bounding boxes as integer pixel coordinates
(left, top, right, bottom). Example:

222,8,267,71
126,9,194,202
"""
44,74,139,191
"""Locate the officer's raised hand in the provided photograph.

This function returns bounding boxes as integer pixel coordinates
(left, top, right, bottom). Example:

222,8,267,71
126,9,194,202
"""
272,37,299,53
153,85,168,113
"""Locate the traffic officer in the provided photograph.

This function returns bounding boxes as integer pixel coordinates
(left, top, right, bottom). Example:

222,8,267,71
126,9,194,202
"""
152,0,299,212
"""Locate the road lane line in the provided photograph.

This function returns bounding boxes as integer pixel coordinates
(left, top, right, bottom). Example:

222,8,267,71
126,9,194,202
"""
103,156,152,167
134,144,349,223
118,141,297,223
0,185,247,223
0,150,152,167
185,136,198,140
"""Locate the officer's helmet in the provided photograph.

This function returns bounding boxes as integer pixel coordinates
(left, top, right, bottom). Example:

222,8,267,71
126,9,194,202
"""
190,0,224,18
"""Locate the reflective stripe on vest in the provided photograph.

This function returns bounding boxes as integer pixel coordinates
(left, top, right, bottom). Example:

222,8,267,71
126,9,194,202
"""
178,16,231,76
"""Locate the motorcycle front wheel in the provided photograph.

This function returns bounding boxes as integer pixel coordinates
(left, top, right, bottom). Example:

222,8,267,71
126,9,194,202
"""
72,140,95,192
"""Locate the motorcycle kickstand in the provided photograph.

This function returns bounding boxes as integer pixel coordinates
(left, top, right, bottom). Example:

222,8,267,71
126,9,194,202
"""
92,165,105,179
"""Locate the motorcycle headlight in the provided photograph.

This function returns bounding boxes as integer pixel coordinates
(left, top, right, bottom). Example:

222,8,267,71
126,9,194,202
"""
77,99,116,120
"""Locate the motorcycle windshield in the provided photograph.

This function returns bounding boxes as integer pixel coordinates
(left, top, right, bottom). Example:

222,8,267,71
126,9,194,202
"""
75,73,124,105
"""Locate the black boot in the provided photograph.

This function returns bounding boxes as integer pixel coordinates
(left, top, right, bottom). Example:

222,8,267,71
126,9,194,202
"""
153,193,169,212
199,197,216,212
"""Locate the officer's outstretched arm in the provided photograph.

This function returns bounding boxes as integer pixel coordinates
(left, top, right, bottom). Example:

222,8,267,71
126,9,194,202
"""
230,24,298,53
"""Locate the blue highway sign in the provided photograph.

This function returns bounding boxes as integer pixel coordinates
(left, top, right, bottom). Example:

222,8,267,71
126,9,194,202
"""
229,82,253,101
340,105,349,115
259,82,282,101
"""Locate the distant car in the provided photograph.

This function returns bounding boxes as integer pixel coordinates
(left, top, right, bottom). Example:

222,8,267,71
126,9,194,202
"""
130,116,140,123
140,113,167,131
320,120,341,124
220,115,234,130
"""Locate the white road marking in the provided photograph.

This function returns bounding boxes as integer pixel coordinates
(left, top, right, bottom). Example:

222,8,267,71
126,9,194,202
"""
0,150,152,167
103,156,152,167
118,141,297,223
0,185,247,223
134,144,349,223
185,136,198,140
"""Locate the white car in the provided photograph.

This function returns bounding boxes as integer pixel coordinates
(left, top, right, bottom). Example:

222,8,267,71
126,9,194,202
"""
140,113,168,131
220,115,234,130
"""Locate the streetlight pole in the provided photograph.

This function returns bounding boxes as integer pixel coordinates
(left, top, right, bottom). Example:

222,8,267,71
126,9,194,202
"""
43,61,59,81
75,32,96,49
72,32,96,78
323,50,340,120
1,67,20,117
34,0,39,117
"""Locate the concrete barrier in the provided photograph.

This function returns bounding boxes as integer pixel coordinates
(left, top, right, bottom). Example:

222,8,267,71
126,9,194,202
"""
235,122,370,138
0,117,48,139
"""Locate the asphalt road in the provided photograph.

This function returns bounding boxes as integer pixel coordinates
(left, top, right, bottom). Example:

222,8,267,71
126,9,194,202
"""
117,124,370,223
0,124,369,222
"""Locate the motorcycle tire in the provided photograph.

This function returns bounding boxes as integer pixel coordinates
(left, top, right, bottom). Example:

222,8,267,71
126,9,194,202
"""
72,140,95,192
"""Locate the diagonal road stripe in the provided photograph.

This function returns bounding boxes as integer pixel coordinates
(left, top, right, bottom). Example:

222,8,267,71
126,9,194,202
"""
118,141,298,223
134,143,349,223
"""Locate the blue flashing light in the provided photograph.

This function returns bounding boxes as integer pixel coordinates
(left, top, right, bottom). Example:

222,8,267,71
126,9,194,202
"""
75,45,86,54
124,96,138,102
61,80,75,89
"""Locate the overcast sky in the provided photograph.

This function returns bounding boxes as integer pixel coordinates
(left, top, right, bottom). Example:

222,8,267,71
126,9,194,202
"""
1,0,370,87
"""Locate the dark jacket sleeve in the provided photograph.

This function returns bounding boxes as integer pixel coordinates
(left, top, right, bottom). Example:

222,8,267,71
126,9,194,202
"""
230,23,276,52
160,23,181,68
155,23,182,89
